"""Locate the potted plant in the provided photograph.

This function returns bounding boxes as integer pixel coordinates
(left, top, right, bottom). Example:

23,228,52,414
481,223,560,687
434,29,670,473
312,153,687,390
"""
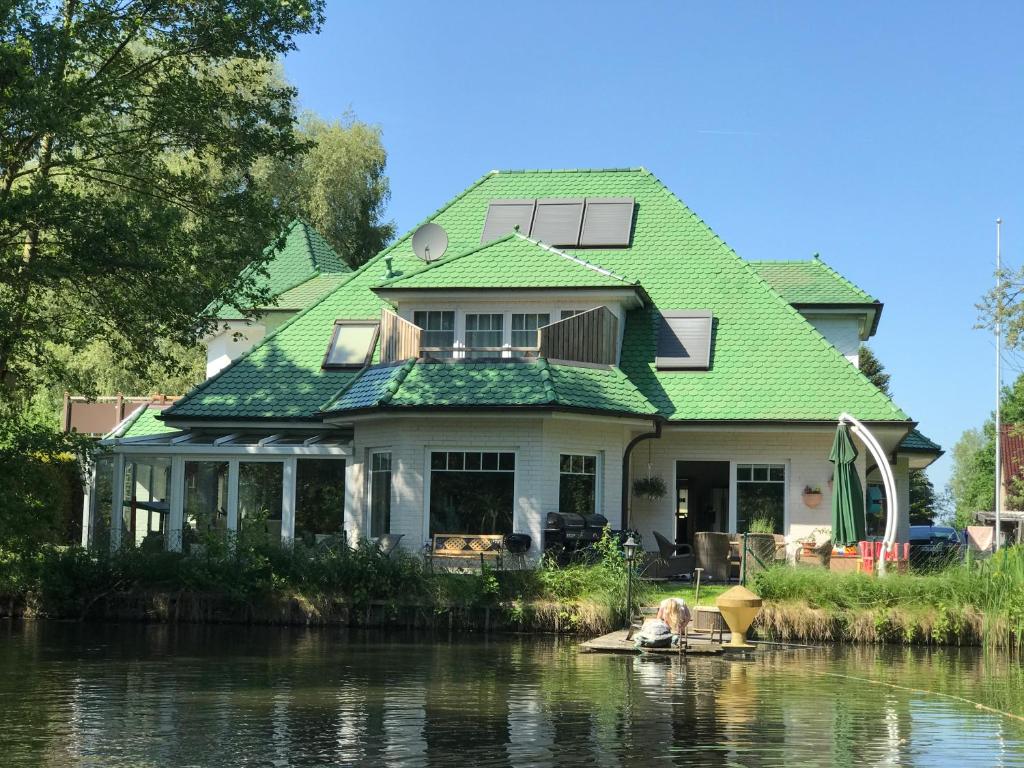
802,485,823,508
797,527,831,557
632,475,667,501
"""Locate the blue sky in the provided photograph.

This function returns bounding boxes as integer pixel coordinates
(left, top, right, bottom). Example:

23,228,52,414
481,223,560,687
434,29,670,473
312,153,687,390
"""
285,1,1024,492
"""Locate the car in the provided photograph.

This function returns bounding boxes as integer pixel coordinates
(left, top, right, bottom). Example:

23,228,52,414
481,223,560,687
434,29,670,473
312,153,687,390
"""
908,525,964,570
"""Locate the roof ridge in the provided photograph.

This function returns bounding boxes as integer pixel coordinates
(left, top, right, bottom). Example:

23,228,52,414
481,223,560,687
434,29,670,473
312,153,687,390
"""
378,358,417,405
536,357,557,403
103,402,149,439
376,233,518,286
808,253,878,303
489,167,644,175
512,233,634,283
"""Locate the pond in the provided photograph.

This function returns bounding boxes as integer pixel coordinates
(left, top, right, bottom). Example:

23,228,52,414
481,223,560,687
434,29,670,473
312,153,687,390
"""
0,621,1022,767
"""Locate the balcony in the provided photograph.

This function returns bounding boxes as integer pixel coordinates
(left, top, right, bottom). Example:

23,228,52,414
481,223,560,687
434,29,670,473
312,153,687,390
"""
379,306,619,366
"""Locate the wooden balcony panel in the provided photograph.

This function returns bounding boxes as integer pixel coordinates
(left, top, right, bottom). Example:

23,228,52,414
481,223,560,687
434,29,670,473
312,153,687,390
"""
539,306,618,365
380,309,422,363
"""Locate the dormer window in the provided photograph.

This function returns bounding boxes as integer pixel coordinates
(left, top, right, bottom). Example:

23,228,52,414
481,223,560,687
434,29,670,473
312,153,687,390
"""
414,311,455,355
323,320,379,369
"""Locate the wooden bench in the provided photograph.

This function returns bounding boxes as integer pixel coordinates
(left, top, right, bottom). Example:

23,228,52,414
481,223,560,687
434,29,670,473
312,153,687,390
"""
428,533,504,570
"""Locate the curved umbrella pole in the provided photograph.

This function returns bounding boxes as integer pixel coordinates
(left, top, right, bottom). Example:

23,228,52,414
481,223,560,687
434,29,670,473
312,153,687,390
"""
839,413,899,576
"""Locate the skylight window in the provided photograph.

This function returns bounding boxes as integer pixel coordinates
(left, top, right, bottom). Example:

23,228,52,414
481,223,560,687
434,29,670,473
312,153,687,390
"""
656,311,713,370
481,200,536,243
530,199,585,246
322,321,379,369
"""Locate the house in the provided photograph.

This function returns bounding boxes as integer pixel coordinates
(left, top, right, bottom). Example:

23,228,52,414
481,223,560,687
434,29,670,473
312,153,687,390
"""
204,219,352,378
82,167,941,558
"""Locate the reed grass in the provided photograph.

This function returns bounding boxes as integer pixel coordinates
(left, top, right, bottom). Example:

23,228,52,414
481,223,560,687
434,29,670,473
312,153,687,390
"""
752,546,1024,648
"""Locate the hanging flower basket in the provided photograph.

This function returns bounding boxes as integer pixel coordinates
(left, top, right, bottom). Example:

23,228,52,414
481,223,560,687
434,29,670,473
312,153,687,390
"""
632,476,667,501
803,485,823,509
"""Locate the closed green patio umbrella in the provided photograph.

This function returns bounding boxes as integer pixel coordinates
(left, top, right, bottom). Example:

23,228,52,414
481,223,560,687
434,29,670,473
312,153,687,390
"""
830,423,866,547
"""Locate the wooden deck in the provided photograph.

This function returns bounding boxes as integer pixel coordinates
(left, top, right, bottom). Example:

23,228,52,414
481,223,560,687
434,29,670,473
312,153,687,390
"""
580,629,727,655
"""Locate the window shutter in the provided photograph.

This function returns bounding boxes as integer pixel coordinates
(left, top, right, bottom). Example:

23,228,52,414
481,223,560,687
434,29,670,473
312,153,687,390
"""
579,198,635,246
481,200,536,243
656,311,713,370
530,199,585,246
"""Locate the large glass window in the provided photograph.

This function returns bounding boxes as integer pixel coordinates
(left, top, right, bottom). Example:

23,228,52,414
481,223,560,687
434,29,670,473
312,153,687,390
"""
736,463,785,534
184,461,229,545
465,313,504,358
238,461,283,542
429,451,515,535
296,459,346,545
511,313,549,356
560,309,585,320
323,321,379,368
414,311,455,354
126,458,171,547
368,451,392,538
559,454,597,515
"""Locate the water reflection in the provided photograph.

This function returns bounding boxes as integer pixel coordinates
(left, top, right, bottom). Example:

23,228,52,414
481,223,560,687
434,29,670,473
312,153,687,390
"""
0,621,1022,767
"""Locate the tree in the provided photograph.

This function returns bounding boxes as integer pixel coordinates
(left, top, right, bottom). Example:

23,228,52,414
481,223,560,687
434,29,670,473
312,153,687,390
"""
254,112,394,268
0,0,325,406
949,427,991,526
859,344,936,521
858,345,891,396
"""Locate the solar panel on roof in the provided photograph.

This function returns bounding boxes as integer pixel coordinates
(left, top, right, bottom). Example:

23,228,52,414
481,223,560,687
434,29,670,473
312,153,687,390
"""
656,311,713,370
481,200,536,243
530,199,585,246
580,198,635,247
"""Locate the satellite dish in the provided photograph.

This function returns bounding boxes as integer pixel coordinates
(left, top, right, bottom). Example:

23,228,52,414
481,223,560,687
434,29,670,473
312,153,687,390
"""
412,222,448,263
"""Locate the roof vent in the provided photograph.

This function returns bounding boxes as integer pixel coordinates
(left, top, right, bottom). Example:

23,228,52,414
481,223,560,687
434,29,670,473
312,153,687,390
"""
411,222,448,263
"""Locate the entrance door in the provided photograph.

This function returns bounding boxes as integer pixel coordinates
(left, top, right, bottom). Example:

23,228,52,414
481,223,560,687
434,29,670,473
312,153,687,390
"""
675,461,729,547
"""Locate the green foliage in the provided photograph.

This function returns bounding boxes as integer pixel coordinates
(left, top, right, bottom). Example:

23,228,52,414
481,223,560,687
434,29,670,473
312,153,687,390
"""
253,112,394,268
747,517,776,534
858,345,891,395
752,546,1024,647
908,469,936,525
0,0,325,401
632,475,667,500
0,414,92,551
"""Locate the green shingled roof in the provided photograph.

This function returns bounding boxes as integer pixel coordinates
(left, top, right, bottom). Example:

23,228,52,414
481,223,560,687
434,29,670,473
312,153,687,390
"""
898,429,943,454
106,404,180,439
168,168,910,424
217,220,350,319
377,232,639,292
749,256,878,306
322,359,658,417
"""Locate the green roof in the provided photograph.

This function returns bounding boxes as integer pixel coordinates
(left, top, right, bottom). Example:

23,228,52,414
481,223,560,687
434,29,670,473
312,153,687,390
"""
322,359,658,417
377,232,640,292
106,404,179,439
217,220,350,318
749,256,878,306
898,429,943,454
169,168,910,424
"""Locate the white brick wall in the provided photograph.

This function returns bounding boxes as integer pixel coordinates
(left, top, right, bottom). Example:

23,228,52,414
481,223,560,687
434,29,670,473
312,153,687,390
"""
800,313,862,366
348,413,633,556
344,416,911,556
627,427,908,548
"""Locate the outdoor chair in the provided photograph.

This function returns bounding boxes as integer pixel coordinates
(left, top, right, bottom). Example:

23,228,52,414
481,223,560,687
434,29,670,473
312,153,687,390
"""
694,531,732,581
651,531,695,579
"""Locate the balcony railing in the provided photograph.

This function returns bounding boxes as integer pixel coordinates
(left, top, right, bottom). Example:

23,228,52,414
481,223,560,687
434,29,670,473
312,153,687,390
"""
379,306,619,366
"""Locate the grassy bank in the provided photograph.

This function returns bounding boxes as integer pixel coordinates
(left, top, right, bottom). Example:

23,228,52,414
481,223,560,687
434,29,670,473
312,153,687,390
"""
0,531,654,635
751,547,1024,649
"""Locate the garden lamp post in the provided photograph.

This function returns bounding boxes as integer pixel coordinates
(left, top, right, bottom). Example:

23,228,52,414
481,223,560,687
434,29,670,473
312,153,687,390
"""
623,535,639,629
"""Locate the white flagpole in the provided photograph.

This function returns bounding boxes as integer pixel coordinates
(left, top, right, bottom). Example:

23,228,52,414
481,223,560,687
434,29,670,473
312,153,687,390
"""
995,217,1003,551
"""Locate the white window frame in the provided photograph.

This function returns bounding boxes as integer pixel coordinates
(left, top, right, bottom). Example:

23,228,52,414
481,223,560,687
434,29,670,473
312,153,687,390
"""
732,461,790,535
366,449,393,540
421,446,520,544
558,452,602,516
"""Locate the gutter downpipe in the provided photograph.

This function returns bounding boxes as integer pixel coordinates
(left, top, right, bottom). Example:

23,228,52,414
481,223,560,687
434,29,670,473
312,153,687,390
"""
839,412,899,576
621,419,663,531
